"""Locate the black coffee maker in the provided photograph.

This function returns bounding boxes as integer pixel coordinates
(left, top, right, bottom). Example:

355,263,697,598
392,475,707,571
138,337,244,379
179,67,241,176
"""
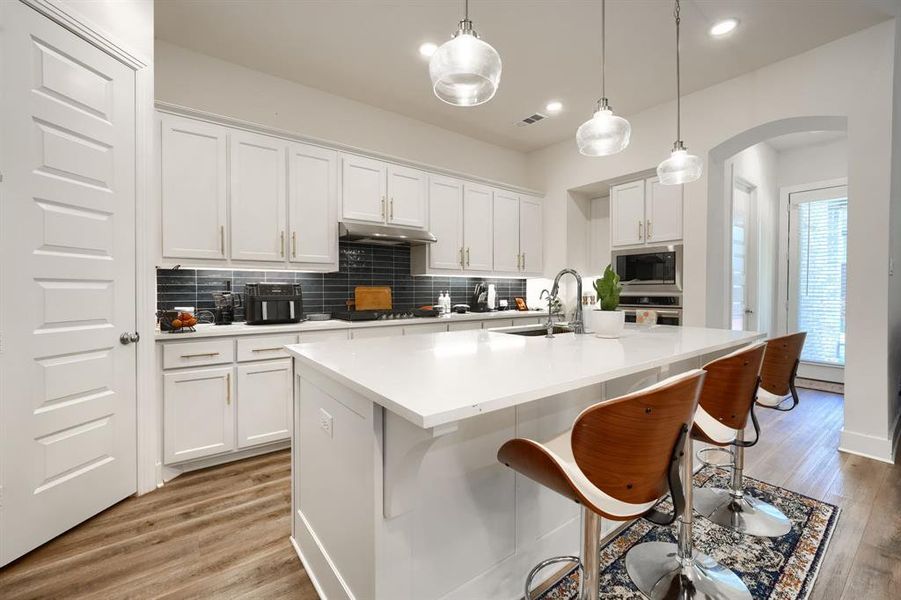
470,283,490,313
212,281,241,325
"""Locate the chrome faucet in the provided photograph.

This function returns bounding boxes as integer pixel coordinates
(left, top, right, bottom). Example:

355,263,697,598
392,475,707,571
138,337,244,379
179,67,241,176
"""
550,268,585,334
539,289,555,338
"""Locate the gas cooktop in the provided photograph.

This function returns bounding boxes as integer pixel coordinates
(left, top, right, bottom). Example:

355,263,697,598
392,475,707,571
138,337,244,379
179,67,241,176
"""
333,309,436,321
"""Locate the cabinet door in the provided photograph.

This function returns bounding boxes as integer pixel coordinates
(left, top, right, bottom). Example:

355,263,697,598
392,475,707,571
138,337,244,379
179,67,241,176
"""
645,177,683,243
161,116,228,259
236,359,292,448
387,165,427,228
229,131,287,262
163,366,234,464
492,191,521,272
342,154,386,223
350,325,404,339
610,180,646,247
428,176,464,270
299,329,350,342
289,143,338,264
519,196,543,274
463,184,494,271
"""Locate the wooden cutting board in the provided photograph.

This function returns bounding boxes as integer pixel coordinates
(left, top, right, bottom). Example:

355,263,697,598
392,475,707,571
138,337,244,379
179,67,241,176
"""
354,286,392,311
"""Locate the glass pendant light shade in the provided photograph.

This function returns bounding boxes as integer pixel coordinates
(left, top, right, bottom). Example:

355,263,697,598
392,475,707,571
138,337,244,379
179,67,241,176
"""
576,101,631,156
657,143,703,184
429,27,501,106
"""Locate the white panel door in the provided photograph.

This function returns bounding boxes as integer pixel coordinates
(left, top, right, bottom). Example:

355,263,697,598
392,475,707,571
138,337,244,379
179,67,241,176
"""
161,114,228,259
230,130,287,262
610,180,646,247
236,359,292,448
342,154,386,223
645,177,683,243
289,142,338,265
463,184,494,271
163,366,235,463
428,176,464,270
519,196,543,275
492,191,521,272
387,165,427,228
0,2,137,566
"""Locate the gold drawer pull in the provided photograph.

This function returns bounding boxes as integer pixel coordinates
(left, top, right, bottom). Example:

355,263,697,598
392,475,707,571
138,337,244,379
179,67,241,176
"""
226,372,231,405
180,352,220,358
251,347,284,353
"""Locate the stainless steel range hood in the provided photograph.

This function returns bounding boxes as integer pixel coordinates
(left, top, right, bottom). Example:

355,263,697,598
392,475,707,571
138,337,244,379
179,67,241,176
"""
339,222,437,246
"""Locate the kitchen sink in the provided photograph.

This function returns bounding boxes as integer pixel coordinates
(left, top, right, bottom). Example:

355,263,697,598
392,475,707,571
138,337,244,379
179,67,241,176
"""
499,325,574,337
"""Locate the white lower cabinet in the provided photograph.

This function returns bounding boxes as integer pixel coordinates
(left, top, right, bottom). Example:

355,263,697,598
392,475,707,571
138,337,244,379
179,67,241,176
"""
351,325,404,339
236,359,292,448
163,366,235,464
404,323,448,335
448,321,483,332
300,329,350,342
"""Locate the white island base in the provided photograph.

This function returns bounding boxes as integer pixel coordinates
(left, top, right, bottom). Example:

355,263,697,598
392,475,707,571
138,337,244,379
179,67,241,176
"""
287,326,762,600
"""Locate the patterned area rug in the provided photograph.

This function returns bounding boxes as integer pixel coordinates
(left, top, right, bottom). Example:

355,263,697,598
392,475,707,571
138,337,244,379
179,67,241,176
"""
540,467,840,599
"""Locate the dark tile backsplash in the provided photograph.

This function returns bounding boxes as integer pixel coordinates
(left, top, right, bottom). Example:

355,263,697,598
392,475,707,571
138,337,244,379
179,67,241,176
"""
157,242,527,320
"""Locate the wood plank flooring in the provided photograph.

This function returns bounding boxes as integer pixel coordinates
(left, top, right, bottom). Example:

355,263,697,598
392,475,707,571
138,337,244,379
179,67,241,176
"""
1,389,897,599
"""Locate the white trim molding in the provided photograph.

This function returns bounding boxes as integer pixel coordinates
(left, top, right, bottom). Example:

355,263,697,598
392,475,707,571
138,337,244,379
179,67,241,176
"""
838,409,901,464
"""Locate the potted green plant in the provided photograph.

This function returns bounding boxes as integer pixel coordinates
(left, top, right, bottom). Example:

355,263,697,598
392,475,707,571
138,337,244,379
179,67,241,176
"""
587,265,625,338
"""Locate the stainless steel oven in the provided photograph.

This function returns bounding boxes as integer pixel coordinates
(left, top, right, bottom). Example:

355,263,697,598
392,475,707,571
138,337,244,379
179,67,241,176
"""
619,294,682,326
611,244,683,293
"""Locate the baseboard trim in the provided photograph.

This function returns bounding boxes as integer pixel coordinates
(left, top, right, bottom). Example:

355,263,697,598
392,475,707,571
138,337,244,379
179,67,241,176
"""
291,535,330,600
838,413,900,464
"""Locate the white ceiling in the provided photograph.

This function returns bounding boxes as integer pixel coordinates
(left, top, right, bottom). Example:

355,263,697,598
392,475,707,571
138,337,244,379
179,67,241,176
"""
155,0,898,153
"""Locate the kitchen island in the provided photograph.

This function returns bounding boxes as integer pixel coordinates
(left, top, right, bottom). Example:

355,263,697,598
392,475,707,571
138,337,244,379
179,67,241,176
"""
286,325,762,600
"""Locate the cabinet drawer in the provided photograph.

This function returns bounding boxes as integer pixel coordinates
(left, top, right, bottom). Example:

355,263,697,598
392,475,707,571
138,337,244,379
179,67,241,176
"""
351,325,404,339
516,317,543,326
300,329,350,342
403,323,448,335
485,319,515,329
163,338,235,369
448,321,482,332
236,334,299,362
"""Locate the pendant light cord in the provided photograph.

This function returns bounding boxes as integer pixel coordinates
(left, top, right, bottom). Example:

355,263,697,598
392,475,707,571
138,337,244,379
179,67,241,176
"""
601,0,606,101
674,0,681,144
465,0,469,21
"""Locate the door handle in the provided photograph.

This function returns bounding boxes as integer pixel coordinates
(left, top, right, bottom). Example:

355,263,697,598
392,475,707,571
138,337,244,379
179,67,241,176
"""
119,331,140,345
744,308,755,314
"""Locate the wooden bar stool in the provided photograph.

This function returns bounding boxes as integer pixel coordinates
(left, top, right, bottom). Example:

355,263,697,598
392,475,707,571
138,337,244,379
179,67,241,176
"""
756,332,807,411
497,370,706,600
625,344,767,600
691,341,793,539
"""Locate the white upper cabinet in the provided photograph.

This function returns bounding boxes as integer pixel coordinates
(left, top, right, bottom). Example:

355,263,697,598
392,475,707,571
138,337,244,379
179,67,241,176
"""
428,176,464,270
288,143,338,264
387,165,427,228
493,190,521,272
463,184,494,271
161,115,228,259
610,180,646,247
519,196,543,275
645,177,683,243
342,154,387,223
229,131,287,262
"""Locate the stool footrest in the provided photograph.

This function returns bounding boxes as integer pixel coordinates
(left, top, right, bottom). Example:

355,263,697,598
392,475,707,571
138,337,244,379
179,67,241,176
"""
524,555,580,600
696,446,735,468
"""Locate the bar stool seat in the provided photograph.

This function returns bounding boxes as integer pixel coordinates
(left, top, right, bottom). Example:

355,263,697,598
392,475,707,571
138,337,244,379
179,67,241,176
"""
755,332,807,412
498,370,705,600
756,387,790,408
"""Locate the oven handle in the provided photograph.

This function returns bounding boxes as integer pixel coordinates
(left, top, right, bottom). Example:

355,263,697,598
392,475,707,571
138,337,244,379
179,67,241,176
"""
621,308,682,316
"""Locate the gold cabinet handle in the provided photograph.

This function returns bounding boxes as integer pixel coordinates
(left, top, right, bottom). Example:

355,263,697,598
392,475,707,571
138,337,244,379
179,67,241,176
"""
292,231,297,258
252,347,284,353
522,252,526,271
459,247,465,268
516,253,521,270
466,247,470,266
226,372,231,405
638,220,643,240
180,351,220,358
390,197,394,220
647,220,652,239
280,231,285,257
220,225,225,254
381,196,386,219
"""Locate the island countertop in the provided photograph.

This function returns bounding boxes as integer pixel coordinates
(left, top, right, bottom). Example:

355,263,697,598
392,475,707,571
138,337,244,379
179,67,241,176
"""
286,325,763,428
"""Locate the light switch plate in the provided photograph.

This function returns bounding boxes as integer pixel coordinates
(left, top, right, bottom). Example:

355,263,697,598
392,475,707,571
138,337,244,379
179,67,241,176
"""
319,408,333,438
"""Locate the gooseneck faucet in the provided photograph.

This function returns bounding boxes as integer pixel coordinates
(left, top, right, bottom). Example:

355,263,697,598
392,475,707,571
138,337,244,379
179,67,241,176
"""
550,268,585,334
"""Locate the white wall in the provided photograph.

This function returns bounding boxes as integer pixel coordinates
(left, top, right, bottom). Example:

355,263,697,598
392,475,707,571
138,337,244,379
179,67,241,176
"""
56,0,153,62
777,138,848,189
526,21,900,461
728,142,779,336
154,41,530,189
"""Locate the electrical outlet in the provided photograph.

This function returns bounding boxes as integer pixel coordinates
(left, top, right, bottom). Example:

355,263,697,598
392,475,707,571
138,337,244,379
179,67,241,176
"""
319,408,333,438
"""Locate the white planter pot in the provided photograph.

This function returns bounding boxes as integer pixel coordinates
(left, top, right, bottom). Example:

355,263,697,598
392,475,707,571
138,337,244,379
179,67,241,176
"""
586,309,625,338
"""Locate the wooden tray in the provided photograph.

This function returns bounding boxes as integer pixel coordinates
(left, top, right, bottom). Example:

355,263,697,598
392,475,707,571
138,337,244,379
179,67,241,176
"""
354,286,392,311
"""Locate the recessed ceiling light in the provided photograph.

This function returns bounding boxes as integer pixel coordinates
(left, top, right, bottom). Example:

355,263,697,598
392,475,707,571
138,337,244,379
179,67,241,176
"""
419,42,437,58
545,101,563,114
709,18,738,37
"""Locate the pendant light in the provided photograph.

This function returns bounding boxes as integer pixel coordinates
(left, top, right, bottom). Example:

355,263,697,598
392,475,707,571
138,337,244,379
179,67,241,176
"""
576,0,631,156
429,0,502,107
657,0,702,184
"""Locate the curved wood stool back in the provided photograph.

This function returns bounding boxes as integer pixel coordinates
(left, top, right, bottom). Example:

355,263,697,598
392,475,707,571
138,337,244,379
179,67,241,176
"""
759,332,807,411
691,342,766,447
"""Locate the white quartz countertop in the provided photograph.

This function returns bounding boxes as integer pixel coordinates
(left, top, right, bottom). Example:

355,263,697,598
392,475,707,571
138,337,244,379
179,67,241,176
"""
154,310,545,340
287,325,763,429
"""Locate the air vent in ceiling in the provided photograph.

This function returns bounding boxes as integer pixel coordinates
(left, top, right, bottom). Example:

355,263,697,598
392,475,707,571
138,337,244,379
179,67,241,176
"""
515,112,548,127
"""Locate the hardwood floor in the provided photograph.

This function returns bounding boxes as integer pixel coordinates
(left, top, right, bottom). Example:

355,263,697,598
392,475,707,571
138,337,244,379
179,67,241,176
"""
0,389,897,599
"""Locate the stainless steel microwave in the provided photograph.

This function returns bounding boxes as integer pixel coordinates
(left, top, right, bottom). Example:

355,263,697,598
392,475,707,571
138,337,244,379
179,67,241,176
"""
611,245,683,293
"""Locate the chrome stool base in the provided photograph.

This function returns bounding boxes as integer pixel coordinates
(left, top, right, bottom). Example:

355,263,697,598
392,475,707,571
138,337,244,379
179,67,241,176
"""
693,487,792,538
625,541,752,600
